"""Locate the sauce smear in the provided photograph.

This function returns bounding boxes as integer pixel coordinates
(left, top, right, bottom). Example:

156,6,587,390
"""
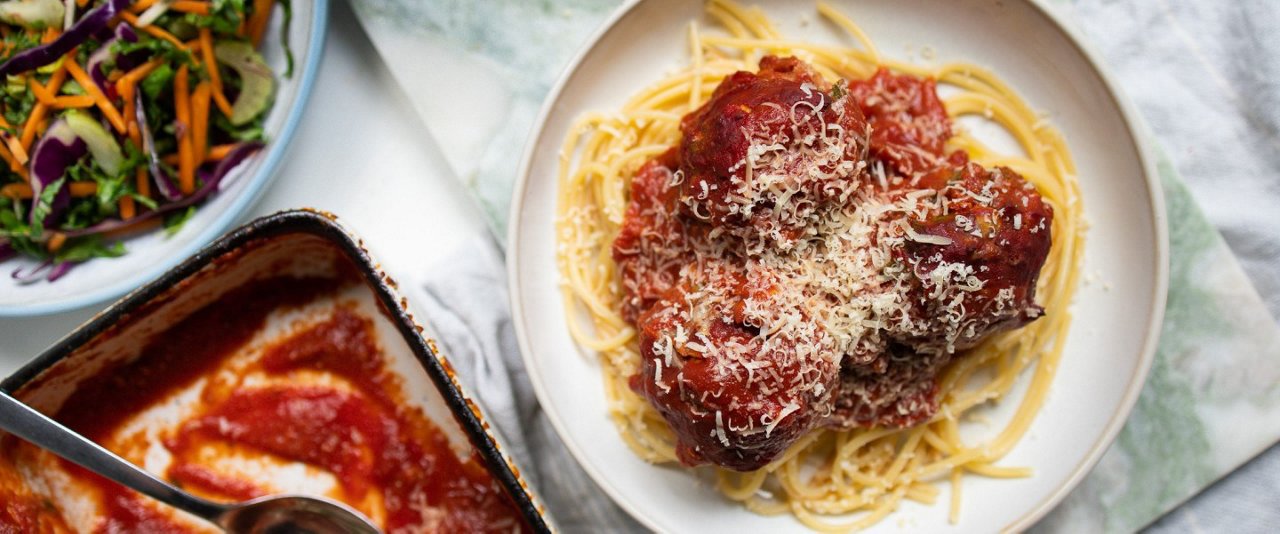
1,276,530,533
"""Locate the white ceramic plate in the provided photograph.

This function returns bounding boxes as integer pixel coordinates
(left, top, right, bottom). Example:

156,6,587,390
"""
509,0,1168,531
0,1,328,317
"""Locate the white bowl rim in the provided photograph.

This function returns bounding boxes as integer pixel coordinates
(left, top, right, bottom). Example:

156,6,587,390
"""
0,0,331,318
506,0,1170,530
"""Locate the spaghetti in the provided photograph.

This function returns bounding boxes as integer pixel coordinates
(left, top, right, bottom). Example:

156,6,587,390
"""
554,1,1084,530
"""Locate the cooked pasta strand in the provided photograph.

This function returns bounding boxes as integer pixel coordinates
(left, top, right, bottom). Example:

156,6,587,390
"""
553,2,1084,530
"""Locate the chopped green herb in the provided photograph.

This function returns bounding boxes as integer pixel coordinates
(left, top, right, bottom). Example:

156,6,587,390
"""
279,0,294,77
163,205,197,236
0,1,286,275
29,178,65,237
54,235,126,263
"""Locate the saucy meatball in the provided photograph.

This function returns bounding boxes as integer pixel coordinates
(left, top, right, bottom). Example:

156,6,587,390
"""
612,148,694,322
678,56,870,243
891,160,1054,355
828,344,950,429
630,260,839,471
847,68,953,179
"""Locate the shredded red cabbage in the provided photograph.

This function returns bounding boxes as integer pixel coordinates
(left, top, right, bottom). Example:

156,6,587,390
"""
10,257,75,284
62,141,263,239
0,0,131,78
28,119,86,230
45,260,76,282
11,259,52,284
12,142,261,283
134,91,182,201
88,23,140,100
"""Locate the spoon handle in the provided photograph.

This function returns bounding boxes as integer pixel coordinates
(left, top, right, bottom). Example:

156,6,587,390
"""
0,390,226,522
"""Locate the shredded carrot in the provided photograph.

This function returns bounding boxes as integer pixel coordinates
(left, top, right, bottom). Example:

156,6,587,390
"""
70,181,96,196
121,82,137,137
0,141,25,177
118,196,136,220
171,1,210,15
174,64,195,195
135,167,150,200
3,133,26,165
247,0,274,46
164,143,237,165
29,78,57,105
46,232,67,252
52,95,96,109
206,143,237,161
45,61,68,91
120,12,188,50
29,61,71,114
0,181,98,199
28,65,71,153
0,183,28,198
201,97,235,135
198,28,234,117
41,27,59,44
0,133,23,160
76,0,89,7
64,59,128,133
115,77,153,201
127,122,138,145
191,81,211,164
114,58,162,100
123,84,152,205
75,182,100,197
19,102,48,154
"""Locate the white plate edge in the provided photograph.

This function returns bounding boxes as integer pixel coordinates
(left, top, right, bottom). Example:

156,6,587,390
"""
0,0,331,317
505,0,1171,531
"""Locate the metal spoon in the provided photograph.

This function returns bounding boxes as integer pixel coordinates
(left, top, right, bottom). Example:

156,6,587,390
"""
0,390,382,534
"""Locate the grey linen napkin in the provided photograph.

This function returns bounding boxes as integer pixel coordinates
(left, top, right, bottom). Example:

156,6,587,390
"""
1059,1,1280,532
415,233,643,532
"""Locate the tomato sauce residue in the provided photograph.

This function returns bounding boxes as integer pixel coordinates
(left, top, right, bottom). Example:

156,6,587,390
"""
0,276,530,533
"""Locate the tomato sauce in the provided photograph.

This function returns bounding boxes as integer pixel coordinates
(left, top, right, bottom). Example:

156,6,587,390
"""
0,276,530,533
617,56,1054,470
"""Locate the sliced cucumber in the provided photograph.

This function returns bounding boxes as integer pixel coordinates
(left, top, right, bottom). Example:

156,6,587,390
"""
0,0,64,30
214,41,275,126
64,110,123,176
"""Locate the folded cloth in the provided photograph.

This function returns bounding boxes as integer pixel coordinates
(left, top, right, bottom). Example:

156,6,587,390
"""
416,232,644,532
1061,0,1280,321
1054,1,1280,532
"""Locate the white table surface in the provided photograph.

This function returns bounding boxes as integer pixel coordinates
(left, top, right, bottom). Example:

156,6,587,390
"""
0,7,487,375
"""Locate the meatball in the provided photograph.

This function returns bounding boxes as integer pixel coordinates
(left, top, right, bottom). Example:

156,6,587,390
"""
678,56,870,243
828,344,950,429
890,161,1054,354
630,260,840,471
613,148,694,322
848,68,953,179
